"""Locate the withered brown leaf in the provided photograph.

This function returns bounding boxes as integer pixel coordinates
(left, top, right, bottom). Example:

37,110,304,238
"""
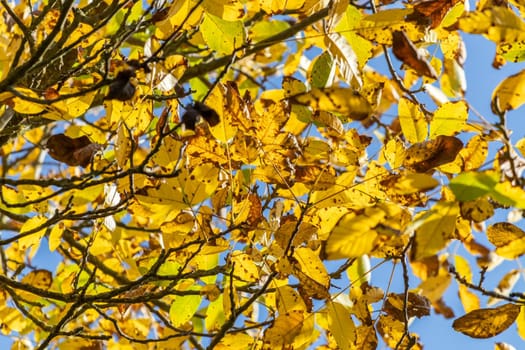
392,31,438,79
410,0,462,28
47,134,101,167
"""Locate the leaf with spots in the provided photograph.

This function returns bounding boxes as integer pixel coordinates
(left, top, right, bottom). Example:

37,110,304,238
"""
453,303,521,338
492,68,525,113
135,163,220,211
411,201,459,261
292,87,372,121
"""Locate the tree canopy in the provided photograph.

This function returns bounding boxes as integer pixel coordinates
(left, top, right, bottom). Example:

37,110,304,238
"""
1,0,525,349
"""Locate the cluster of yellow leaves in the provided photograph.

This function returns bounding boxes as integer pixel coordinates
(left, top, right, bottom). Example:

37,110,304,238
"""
2,0,525,349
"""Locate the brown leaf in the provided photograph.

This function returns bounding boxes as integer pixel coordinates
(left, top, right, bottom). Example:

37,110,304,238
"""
410,0,462,28
392,31,438,79
404,135,463,172
384,292,431,320
47,134,101,167
452,303,521,338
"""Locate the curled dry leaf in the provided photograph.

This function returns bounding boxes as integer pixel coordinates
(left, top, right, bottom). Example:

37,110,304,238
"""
47,134,101,167
403,135,463,172
392,31,438,79
410,0,462,28
452,303,521,338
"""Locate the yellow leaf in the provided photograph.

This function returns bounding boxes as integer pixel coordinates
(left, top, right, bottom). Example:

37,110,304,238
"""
335,5,373,68
452,303,521,338
429,100,468,138
276,285,307,313
116,123,132,168
200,13,245,55
384,138,406,169
169,293,201,327
0,306,27,333
18,216,47,259
105,99,153,135
488,269,520,306
460,135,489,171
155,0,203,39
516,137,525,157
492,181,525,209
417,273,451,302
259,0,304,14
457,7,525,44
412,201,459,260
293,87,372,121
202,0,245,20
216,333,254,349
327,300,356,350
49,222,66,252
136,163,220,210
455,255,473,282
263,310,304,348
391,173,439,194
324,33,362,87
206,295,225,332
7,88,45,114
492,68,525,112
206,83,242,142
517,306,525,341
325,207,386,259
0,186,31,215
230,251,259,284
398,97,427,143
21,269,53,289
458,285,480,313
47,88,96,120
357,9,425,45
487,222,525,259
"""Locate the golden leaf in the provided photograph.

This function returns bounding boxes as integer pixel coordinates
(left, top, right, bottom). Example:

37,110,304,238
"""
21,269,53,289
411,201,459,260
292,87,372,121
429,100,468,138
492,68,525,113
452,303,521,338
398,97,427,143
327,300,356,349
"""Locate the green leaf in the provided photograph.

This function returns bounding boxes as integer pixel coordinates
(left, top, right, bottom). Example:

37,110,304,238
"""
309,51,335,89
169,293,202,327
449,171,499,201
200,13,245,55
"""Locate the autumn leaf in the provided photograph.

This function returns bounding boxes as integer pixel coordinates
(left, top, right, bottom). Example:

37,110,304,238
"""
46,134,101,167
404,135,463,172
453,303,521,338
392,31,438,79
